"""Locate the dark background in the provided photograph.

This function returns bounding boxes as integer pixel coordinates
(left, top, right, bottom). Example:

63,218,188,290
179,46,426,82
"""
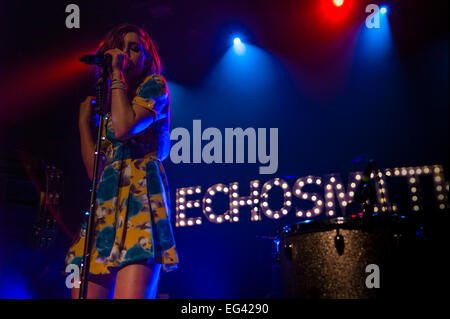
0,0,448,298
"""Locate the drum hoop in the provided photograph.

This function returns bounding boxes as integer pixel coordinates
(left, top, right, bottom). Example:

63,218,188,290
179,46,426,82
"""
274,215,411,241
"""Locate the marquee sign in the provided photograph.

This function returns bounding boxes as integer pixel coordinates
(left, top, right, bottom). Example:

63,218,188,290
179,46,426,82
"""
175,164,449,227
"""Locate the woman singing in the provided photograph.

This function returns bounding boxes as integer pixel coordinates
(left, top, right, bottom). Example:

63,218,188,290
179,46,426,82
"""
64,23,178,299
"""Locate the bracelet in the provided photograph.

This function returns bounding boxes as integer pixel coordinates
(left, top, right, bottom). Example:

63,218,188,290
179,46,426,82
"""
110,78,128,91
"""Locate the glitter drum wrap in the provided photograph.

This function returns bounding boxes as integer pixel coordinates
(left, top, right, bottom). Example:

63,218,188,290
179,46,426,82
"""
276,216,421,299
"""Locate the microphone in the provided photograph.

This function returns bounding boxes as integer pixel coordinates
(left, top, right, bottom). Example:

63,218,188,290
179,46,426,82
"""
79,54,111,66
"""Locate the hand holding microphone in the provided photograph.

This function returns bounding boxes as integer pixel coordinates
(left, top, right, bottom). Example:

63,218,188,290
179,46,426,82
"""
78,48,129,115
79,49,128,73
103,48,129,75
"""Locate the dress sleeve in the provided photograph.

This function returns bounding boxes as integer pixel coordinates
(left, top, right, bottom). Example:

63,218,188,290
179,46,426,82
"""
132,74,169,121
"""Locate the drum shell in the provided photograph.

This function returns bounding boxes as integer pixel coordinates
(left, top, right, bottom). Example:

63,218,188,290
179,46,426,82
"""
277,217,420,299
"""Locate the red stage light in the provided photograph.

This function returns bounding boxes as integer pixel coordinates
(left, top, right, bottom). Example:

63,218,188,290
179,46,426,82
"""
319,0,355,25
0,44,94,122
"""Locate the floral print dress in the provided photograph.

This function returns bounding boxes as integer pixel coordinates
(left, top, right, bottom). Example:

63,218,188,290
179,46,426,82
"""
65,74,178,275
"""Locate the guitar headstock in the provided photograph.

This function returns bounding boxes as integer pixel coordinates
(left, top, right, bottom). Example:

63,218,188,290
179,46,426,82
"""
32,165,63,249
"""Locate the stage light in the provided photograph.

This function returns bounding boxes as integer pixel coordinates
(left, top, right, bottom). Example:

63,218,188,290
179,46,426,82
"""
233,36,246,55
380,7,387,14
333,0,344,7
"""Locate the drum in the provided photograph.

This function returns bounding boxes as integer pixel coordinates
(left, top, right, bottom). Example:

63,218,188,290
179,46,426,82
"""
274,215,423,299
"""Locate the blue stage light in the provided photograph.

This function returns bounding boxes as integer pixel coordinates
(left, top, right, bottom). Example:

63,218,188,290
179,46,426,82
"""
232,37,246,55
380,7,387,14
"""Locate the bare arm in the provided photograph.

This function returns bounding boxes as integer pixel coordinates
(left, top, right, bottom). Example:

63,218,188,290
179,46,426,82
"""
78,96,104,181
110,70,156,141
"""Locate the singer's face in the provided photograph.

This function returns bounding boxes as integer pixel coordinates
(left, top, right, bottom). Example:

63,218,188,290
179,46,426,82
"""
121,32,146,79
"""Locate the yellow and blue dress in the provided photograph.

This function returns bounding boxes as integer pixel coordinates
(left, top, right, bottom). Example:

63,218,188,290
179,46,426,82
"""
64,74,178,275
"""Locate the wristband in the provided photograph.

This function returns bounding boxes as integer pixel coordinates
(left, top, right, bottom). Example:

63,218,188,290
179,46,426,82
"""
111,78,128,91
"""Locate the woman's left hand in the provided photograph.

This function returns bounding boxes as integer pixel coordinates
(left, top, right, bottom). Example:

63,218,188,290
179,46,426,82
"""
104,48,128,73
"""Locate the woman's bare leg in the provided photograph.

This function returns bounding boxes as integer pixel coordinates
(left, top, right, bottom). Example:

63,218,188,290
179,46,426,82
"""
113,262,161,299
71,274,114,299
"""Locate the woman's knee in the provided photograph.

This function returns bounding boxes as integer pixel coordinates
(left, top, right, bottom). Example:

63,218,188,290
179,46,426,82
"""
71,287,80,299
70,275,114,299
114,262,161,299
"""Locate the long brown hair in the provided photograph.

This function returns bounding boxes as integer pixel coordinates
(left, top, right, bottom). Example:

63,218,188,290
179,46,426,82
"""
96,23,162,78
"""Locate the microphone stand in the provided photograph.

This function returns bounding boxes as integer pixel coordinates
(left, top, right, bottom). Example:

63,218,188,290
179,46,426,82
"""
354,159,376,222
79,64,110,299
